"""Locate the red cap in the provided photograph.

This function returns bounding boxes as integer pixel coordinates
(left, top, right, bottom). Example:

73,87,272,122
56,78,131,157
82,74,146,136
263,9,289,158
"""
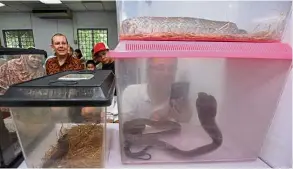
93,42,109,55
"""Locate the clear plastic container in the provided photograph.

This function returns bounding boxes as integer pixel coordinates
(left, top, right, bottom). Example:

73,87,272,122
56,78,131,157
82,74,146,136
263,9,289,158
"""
0,68,115,168
0,48,46,167
116,1,292,42
111,41,292,164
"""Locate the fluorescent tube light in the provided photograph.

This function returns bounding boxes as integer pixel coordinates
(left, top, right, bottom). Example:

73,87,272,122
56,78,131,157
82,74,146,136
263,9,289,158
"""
39,0,62,4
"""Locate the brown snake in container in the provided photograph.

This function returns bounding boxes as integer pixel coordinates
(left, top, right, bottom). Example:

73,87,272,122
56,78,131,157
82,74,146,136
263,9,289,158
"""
123,92,223,160
42,134,69,168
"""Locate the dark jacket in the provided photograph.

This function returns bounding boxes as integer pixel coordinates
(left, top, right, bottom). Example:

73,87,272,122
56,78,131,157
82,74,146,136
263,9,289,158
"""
102,61,116,96
102,61,115,74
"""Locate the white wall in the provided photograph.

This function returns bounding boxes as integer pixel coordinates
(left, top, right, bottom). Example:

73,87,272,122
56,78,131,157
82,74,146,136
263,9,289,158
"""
259,12,292,168
0,11,118,56
259,70,292,168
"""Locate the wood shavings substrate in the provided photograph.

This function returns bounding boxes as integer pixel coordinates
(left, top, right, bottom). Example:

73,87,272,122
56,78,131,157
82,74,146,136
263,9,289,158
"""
42,124,104,168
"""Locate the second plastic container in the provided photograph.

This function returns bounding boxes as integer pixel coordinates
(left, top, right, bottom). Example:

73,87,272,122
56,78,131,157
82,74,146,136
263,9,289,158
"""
112,40,292,164
117,1,292,42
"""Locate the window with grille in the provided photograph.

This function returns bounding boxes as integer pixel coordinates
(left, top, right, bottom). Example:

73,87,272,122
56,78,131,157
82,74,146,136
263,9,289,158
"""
77,29,108,60
3,29,35,49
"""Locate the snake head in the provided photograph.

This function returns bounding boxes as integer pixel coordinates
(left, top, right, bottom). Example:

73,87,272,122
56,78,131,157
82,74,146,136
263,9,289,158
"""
196,92,217,119
123,120,146,135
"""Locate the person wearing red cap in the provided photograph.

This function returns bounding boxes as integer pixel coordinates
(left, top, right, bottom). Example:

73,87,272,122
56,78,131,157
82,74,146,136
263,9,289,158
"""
93,42,115,74
80,42,116,121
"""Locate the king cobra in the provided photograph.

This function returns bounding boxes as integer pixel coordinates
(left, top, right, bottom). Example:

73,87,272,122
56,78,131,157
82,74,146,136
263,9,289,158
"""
123,92,223,160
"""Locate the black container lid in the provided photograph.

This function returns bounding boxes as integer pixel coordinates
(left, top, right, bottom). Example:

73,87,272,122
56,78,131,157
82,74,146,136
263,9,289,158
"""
0,70,115,107
0,48,48,58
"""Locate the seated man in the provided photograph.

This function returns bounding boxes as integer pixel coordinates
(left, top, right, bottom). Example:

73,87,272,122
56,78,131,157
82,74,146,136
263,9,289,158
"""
46,33,83,75
121,58,193,123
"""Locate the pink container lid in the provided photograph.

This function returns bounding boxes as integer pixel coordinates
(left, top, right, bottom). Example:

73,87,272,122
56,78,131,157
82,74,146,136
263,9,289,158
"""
110,41,292,60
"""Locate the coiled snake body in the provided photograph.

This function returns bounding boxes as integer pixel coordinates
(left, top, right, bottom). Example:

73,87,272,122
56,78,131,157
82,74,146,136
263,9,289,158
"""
123,92,223,160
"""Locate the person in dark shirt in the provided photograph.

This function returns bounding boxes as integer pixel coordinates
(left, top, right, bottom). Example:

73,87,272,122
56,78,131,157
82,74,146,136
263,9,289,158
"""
91,48,102,69
93,42,115,74
81,44,116,121
93,42,116,95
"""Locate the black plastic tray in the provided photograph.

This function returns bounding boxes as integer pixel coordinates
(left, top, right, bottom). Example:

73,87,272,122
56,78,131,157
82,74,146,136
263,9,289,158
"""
0,70,115,107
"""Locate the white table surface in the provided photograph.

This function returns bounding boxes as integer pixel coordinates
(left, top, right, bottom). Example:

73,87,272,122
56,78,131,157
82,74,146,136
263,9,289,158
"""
18,124,270,168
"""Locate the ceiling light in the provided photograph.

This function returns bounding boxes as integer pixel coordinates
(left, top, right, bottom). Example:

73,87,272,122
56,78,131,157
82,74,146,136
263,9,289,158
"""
39,0,62,4
0,2,5,7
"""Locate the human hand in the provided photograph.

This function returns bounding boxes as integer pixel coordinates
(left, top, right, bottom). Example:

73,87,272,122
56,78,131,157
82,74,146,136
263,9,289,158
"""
170,97,188,113
169,97,193,122
51,107,64,112
150,102,170,121
81,107,103,123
